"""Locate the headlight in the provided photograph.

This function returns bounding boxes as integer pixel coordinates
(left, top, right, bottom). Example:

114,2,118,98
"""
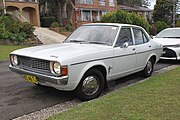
10,55,18,66
50,62,61,75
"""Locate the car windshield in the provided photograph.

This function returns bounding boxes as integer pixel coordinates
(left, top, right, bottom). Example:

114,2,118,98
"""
156,28,180,38
65,25,119,46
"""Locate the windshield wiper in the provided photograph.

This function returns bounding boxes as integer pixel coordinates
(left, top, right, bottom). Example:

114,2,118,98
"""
69,39,85,43
88,41,109,45
161,37,180,38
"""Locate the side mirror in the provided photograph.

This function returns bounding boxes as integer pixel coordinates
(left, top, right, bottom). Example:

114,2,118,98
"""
122,42,129,48
151,35,156,39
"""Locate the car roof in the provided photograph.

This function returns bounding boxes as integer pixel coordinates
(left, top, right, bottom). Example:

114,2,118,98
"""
164,27,180,30
83,23,141,28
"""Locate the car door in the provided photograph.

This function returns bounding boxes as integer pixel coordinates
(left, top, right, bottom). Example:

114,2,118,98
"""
132,27,152,69
111,27,136,80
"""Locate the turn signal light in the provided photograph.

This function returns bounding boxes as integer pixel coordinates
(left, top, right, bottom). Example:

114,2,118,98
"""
61,66,68,76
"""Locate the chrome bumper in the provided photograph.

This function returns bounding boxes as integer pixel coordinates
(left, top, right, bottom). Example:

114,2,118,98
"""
9,65,68,85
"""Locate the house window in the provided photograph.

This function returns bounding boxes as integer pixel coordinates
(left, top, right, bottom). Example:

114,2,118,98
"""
102,11,107,15
76,0,93,4
109,0,115,7
81,10,92,21
99,0,106,6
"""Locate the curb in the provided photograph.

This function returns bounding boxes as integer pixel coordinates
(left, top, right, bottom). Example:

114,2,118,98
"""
13,99,81,120
125,65,179,88
12,65,179,120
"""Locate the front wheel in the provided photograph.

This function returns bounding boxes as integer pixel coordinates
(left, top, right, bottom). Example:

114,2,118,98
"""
75,69,105,101
142,59,154,77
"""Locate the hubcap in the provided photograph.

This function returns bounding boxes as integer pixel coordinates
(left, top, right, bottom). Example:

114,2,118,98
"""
147,61,152,74
82,76,99,96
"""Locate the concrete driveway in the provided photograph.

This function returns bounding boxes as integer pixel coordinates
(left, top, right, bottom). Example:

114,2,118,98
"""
34,27,67,44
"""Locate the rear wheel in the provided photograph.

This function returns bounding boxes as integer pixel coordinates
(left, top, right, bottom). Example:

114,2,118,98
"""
75,69,105,101
142,59,154,77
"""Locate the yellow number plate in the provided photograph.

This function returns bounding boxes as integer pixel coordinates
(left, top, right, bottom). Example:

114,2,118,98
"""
23,74,38,84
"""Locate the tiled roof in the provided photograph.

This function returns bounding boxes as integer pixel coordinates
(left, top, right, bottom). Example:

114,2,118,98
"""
119,5,152,12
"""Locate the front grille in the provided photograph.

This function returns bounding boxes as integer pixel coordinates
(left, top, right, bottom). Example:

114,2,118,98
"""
162,48,177,58
18,56,51,74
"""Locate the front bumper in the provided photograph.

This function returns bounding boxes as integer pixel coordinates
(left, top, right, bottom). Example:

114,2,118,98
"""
161,47,180,60
9,64,68,85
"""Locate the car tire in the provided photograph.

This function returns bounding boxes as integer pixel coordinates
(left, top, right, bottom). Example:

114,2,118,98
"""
142,58,154,77
75,69,105,101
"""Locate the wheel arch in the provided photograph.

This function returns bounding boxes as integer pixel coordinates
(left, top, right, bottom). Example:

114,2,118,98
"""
75,62,108,90
147,54,157,65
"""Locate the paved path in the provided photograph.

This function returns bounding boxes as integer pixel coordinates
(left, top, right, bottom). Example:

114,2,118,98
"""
34,27,67,44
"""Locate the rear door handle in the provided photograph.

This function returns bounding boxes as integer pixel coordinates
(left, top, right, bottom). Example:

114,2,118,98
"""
149,46,152,48
132,48,136,51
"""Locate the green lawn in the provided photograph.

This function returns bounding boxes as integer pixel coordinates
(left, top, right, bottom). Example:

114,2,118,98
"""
0,45,26,60
48,67,180,120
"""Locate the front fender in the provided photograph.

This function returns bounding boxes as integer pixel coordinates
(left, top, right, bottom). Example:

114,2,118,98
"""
68,61,108,90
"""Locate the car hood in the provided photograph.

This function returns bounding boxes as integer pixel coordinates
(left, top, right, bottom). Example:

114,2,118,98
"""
11,43,113,64
153,38,180,46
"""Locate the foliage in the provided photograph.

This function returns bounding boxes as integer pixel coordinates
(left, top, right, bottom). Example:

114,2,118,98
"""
101,10,150,32
0,15,34,42
176,20,180,27
65,24,73,32
39,0,75,26
155,21,168,33
40,16,56,27
118,0,150,7
50,22,60,28
152,0,178,25
48,67,180,120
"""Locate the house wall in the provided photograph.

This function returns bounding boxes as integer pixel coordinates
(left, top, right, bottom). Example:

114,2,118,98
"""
65,0,117,28
1,1,40,26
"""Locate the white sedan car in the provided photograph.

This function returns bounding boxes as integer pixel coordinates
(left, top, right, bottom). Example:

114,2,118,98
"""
9,23,163,101
153,28,180,60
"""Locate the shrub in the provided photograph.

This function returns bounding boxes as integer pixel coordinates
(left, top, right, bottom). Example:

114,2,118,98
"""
101,10,150,32
176,20,180,27
0,15,34,42
155,21,168,33
40,17,56,27
65,24,73,32
19,22,34,38
50,22,60,28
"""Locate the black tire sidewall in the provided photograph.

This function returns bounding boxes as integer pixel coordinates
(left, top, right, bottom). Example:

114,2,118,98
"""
143,59,154,77
75,69,105,101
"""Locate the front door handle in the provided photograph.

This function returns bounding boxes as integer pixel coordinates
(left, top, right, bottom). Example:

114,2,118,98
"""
132,48,136,51
149,46,152,48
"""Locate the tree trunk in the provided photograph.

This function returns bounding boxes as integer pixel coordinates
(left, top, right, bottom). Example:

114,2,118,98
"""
56,0,63,25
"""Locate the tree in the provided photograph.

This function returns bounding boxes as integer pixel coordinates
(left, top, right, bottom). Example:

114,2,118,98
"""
39,0,76,26
101,10,150,32
119,0,150,7
152,0,179,25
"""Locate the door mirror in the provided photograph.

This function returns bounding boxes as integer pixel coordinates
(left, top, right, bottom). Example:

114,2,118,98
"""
151,35,156,39
122,42,129,48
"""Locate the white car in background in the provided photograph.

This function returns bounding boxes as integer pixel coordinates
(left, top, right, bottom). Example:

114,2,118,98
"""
153,28,180,60
9,23,163,101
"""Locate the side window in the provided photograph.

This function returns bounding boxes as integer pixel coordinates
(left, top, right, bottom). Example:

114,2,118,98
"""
115,27,133,47
143,33,148,43
133,28,149,45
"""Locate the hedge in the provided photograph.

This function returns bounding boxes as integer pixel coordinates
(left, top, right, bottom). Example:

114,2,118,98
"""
101,10,150,32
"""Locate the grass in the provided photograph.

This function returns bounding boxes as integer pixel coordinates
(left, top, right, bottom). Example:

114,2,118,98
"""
48,67,180,120
0,45,26,60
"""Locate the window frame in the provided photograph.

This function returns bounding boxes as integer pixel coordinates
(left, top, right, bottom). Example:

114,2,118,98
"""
114,26,134,47
132,27,149,45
